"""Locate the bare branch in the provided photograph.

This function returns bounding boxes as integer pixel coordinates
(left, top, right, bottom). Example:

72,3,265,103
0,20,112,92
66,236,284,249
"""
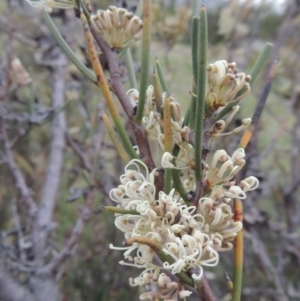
0,258,34,301
1,124,38,217
65,132,92,172
198,275,219,301
246,229,288,301
34,53,67,264
44,104,105,274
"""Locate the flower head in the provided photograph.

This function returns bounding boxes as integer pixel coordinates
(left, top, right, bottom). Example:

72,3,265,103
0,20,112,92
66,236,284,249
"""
91,6,143,50
206,60,251,111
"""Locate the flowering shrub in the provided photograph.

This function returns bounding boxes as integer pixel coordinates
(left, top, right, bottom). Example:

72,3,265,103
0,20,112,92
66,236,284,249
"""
23,0,271,300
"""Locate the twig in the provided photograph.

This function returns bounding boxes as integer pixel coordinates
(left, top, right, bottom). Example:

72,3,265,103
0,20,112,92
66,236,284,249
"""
1,124,38,217
246,229,288,301
65,132,92,172
197,274,218,301
44,103,105,275
34,53,67,265
10,198,26,262
90,26,164,193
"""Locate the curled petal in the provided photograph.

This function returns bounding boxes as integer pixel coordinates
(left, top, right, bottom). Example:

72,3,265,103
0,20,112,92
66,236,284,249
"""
211,149,228,168
217,160,233,178
161,152,175,168
225,186,246,199
231,148,245,164
240,176,259,191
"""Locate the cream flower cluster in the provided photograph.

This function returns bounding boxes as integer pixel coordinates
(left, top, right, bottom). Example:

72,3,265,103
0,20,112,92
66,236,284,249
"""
110,61,257,300
110,156,258,300
206,60,251,111
91,6,143,50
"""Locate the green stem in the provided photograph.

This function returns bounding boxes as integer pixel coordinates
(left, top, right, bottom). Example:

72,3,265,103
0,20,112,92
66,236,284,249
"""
171,144,188,203
155,58,171,96
235,43,273,100
191,17,200,82
125,48,138,89
192,0,201,16
79,0,91,23
104,206,139,215
135,0,152,123
135,0,143,18
189,17,200,130
249,43,273,85
172,169,188,203
194,6,207,181
183,101,191,126
152,67,163,115
158,250,194,286
42,11,96,84
102,113,130,164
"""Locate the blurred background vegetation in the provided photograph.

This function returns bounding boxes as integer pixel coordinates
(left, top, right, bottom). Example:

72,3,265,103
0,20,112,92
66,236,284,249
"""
1,0,300,300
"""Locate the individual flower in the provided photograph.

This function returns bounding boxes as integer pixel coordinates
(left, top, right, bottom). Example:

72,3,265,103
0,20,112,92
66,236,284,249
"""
91,6,143,50
127,86,162,140
205,148,246,187
206,60,251,111
109,159,157,209
25,0,76,12
162,232,219,280
211,105,252,136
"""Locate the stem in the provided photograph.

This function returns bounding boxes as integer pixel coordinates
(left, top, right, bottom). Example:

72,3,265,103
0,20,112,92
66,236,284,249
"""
104,206,139,215
172,169,189,203
249,43,273,85
102,113,130,164
43,11,96,84
135,0,143,18
235,43,273,100
171,145,188,203
135,0,152,123
189,17,200,130
191,17,200,83
196,275,218,301
156,58,171,96
152,68,163,115
192,0,201,16
183,102,191,127
81,14,138,160
125,48,138,89
194,6,207,181
239,61,276,149
90,29,163,192
232,199,243,301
